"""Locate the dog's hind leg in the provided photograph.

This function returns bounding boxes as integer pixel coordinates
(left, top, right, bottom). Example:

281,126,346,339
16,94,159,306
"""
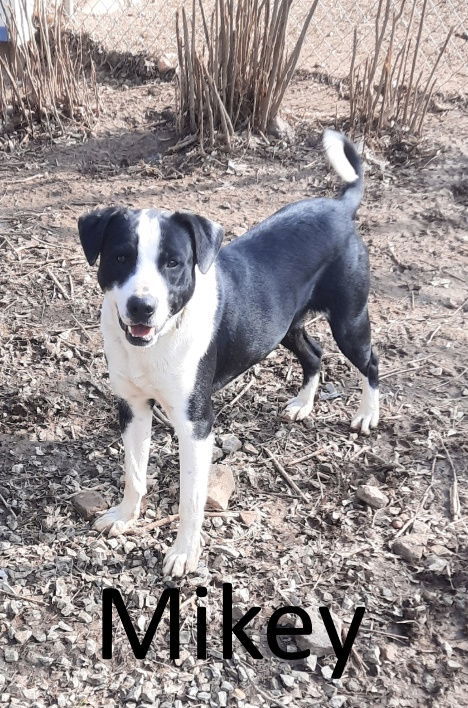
94,397,152,536
281,325,322,421
329,306,379,435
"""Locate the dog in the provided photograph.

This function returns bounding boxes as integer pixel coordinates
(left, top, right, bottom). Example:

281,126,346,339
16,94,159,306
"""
78,130,379,577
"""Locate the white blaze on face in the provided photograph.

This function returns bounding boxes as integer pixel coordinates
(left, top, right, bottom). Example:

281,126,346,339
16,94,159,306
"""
114,210,171,332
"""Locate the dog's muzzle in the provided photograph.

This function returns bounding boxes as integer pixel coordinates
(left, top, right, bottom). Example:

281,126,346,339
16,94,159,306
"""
118,312,157,347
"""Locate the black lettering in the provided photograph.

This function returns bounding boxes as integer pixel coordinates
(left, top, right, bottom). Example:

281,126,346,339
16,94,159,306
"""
222,583,262,659
267,607,312,660
102,587,179,660
320,606,365,679
196,586,208,659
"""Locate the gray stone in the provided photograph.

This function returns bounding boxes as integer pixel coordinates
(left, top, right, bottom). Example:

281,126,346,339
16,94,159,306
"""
4,647,19,662
392,535,425,563
356,484,389,509
267,115,295,142
295,606,341,657
72,491,107,520
221,434,242,454
206,464,235,511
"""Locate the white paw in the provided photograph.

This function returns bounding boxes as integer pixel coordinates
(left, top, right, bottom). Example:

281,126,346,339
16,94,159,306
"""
351,408,379,435
163,537,202,578
351,382,379,435
93,505,137,537
284,396,314,421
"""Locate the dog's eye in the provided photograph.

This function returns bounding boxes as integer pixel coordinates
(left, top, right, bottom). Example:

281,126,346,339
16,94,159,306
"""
116,255,127,264
167,259,179,268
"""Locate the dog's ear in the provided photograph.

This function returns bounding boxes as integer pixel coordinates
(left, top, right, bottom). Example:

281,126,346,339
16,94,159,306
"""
78,207,121,266
173,211,224,274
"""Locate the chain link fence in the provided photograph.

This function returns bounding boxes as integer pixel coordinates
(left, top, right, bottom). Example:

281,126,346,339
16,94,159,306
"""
49,0,468,92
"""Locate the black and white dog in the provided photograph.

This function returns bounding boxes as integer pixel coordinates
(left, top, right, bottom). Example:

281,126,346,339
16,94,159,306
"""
78,130,379,577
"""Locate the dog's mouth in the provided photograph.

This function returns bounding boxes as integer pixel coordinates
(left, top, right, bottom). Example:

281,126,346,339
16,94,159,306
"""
118,314,156,346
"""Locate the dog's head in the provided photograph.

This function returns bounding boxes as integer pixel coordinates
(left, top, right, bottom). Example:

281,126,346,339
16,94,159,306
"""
78,207,223,347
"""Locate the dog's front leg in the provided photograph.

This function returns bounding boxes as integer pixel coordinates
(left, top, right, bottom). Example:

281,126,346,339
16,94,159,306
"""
94,398,152,536
163,411,214,578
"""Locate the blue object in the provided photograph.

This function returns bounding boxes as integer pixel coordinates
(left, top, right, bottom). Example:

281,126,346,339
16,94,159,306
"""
0,26,9,42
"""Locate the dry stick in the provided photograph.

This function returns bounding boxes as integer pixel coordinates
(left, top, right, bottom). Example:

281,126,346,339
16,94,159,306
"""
426,295,468,343
264,447,308,501
182,8,196,133
393,482,433,540
414,29,454,135
289,447,327,466
379,354,434,380
402,0,427,125
258,0,288,130
130,510,240,535
440,440,461,521
46,268,70,300
270,0,319,121
216,377,255,416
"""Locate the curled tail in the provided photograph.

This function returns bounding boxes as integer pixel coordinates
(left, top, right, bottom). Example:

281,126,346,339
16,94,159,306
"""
323,129,363,216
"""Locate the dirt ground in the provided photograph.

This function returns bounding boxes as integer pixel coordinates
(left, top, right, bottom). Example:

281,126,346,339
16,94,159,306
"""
0,73,467,707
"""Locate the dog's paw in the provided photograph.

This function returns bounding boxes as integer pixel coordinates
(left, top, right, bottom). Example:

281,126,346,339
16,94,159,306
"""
350,409,379,435
93,505,137,537
284,396,314,422
163,537,202,578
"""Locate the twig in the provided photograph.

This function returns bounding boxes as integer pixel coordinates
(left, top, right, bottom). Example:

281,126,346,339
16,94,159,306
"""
393,482,433,540
129,510,240,535
0,493,16,518
380,355,434,380
264,447,308,501
216,377,255,417
288,447,327,466
0,588,45,607
46,268,70,300
440,439,461,521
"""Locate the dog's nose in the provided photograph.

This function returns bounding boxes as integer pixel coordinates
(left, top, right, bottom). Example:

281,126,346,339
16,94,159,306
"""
127,295,156,322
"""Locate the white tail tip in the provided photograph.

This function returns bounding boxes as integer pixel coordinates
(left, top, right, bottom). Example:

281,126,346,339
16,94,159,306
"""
323,129,358,183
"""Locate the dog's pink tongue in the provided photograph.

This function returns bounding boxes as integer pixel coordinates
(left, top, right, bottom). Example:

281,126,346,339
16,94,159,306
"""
130,325,152,337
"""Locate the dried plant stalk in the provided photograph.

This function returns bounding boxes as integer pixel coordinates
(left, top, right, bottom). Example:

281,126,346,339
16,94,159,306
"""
349,0,453,141
0,0,98,139
176,0,318,146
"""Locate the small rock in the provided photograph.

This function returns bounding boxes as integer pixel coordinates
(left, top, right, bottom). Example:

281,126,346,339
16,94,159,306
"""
212,445,224,462
243,442,259,456
356,484,389,509
295,606,341,657
221,434,242,454
391,518,404,529
4,647,19,662
239,510,258,527
321,665,333,680
206,464,235,511
430,544,452,556
157,52,177,73
72,491,107,521
381,644,399,662
267,115,295,142
330,697,347,708
392,535,425,563
13,629,32,644
141,681,157,702
320,382,340,400
280,674,295,688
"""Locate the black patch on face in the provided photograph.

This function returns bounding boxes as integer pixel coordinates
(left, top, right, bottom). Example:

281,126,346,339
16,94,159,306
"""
157,213,198,317
147,398,155,409
97,210,140,292
118,399,133,433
